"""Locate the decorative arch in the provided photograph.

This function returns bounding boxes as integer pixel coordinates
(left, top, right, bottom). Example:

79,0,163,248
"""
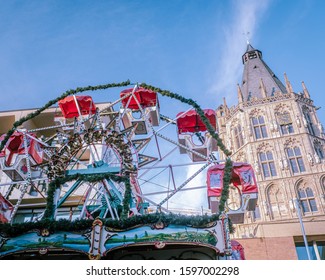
249,108,264,118
266,184,288,220
274,103,291,114
313,139,324,162
283,137,300,149
256,142,273,153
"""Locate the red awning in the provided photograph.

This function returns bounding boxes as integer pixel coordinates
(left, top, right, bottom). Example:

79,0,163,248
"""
207,162,258,197
0,132,44,165
176,109,216,134
120,88,158,110
58,95,96,118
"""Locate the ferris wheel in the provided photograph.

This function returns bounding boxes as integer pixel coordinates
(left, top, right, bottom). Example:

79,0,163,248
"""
0,83,258,224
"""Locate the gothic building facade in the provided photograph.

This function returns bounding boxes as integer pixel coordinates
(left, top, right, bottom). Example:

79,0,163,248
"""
216,44,325,259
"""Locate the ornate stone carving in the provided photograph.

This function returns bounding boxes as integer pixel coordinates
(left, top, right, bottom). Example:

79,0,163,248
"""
234,151,246,162
318,122,324,136
253,160,260,175
274,103,290,114
256,142,272,153
249,108,263,117
302,115,308,127
296,115,301,127
281,158,289,170
231,118,240,127
270,120,278,132
307,153,314,165
283,137,299,148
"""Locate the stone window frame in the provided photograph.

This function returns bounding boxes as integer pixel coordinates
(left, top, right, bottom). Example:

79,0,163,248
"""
286,146,306,174
314,139,324,160
259,150,277,178
251,115,268,140
296,180,318,214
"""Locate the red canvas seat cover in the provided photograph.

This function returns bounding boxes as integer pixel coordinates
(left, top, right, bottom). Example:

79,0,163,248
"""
176,109,216,134
0,132,44,165
207,162,258,197
120,88,158,110
59,95,96,118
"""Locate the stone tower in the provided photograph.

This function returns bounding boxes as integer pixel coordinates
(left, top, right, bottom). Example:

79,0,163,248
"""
216,43,325,259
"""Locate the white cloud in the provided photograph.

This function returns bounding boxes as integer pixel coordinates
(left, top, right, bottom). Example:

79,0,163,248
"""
210,0,271,104
168,163,208,213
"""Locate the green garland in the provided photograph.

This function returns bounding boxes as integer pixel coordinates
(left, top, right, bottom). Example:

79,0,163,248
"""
0,80,233,222
0,212,232,238
139,83,233,212
43,172,131,220
0,80,131,151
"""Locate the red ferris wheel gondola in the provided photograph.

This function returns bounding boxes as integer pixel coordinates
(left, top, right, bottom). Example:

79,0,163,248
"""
176,109,217,162
120,87,158,110
176,109,216,134
120,87,160,135
207,162,258,223
0,131,45,181
58,95,96,119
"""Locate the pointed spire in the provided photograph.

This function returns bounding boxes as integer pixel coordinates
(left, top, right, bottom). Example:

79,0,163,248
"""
237,84,244,103
240,43,287,100
246,43,255,52
284,72,293,93
302,81,310,99
223,97,230,116
260,78,267,98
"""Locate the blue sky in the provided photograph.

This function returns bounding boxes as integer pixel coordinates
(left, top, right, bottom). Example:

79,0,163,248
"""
0,0,325,122
0,0,325,211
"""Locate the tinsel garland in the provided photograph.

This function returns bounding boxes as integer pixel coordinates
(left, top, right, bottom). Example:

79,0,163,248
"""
43,172,131,220
0,212,233,238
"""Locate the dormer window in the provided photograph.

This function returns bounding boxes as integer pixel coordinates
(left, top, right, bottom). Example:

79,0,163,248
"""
248,52,257,59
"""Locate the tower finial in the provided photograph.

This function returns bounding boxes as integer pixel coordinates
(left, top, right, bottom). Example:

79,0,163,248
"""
260,78,267,98
284,72,293,93
237,84,244,103
302,81,310,99
243,31,250,45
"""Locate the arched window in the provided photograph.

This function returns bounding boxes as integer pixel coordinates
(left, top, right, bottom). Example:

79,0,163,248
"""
251,116,268,140
303,107,315,135
314,140,324,160
267,185,288,220
321,176,325,202
259,151,277,178
286,147,305,173
297,185,318,213
233,124,244,149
